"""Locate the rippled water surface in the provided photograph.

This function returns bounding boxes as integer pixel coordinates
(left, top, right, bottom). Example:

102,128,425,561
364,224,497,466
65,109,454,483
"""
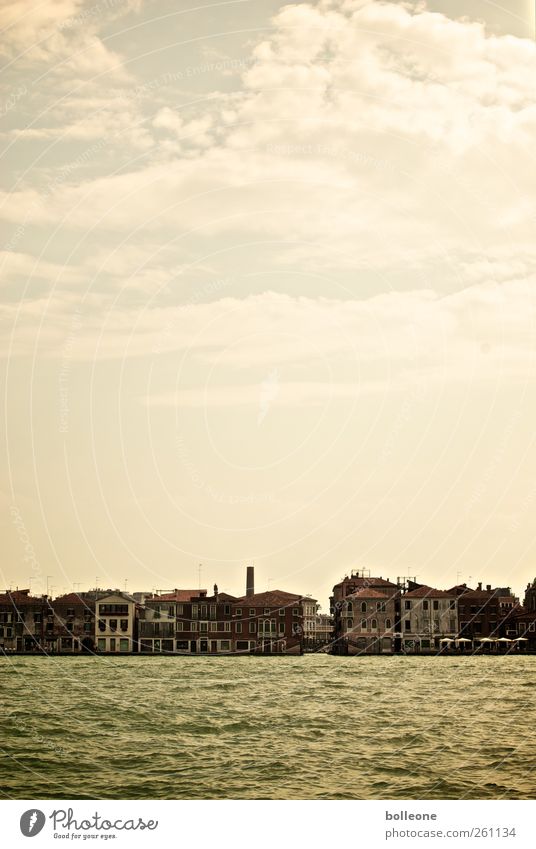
1,656,535,800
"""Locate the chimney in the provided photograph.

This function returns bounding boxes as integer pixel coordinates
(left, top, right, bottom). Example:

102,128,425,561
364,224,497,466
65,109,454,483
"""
246,566,255,598
486,584,491,592
477,582,482,591
214,583,219,601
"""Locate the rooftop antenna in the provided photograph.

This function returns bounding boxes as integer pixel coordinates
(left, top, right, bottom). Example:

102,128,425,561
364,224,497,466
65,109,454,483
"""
198,563,202,589
46,576,53,597
124,578,128,593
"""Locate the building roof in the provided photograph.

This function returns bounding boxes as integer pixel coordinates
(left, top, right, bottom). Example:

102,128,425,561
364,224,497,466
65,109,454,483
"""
404,585,454,598
333,575,398,590
233,590,311,607
145,589,206,602
346,588,389,600
0,590,46,605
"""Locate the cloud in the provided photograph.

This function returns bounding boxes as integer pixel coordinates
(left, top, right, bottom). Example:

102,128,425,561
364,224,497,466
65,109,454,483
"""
2,0,534,291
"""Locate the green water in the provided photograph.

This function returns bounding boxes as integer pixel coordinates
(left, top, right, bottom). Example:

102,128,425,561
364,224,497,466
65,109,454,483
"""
0,655,534,800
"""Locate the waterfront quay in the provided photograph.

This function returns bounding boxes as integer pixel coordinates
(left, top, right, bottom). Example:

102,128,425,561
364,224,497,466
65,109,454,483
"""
1,567,535,656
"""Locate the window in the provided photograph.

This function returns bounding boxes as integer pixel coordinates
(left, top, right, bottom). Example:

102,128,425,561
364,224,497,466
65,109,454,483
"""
191,605,198,619
404,600,411,610
449,618,456,632
67,608,74,617
120,619,128,632
97,638,106,651
201,605,207,618
220,640,230,651
376,602,382,611
292,608,299,616
83,623,91,632
224,622,231,632
200,622,208,632
249,621,256,634
279,609,285,616
66,622,74,632
224,604,231,616
34,612,42,623
347,619,353,629
110,638,116,652
264,608,270,615
346,601,353,613
210,605,216,619
449,600,456,610
433,600,439,611
236,622,242,634
190,621,198,631
99,604,129,616
109,619,117,632
98,619,106,632
249,608,255,617
236,640,249,651
235,608,242,616
361,602,367,613
177,604,183,615
529,623,535,632
210,622,218,632
361,619,367,631
423,600,429,611
176,621,183,632
119,639,129,652
404,620,411,631
385,618,392,629
371,619,377,630
279,622,285,634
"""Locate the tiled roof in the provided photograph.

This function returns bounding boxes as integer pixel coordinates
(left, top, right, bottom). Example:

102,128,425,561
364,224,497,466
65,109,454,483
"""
145,589,205,602
233,590,308,606
0,590,45,605
346,588,389,600
404,585,454,598
334,576,398,589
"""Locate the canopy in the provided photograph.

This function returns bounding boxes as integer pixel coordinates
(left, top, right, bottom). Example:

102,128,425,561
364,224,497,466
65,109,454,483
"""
440,638,453,643
456,638,472,643
497,637,511,642
477,637,495,642
515,637,528,641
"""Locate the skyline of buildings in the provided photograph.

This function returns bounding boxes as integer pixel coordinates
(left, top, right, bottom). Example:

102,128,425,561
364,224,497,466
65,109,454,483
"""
1,566,535,656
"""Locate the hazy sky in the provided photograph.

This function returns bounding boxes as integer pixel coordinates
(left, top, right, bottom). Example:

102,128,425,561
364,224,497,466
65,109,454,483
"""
1,0,536,607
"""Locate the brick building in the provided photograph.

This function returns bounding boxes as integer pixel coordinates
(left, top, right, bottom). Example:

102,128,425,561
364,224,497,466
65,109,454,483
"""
0,590,47,653
450,583,519,642
48,592,99,653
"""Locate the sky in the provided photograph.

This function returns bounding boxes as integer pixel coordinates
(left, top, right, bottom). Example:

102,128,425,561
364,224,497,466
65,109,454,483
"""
1,0,536,608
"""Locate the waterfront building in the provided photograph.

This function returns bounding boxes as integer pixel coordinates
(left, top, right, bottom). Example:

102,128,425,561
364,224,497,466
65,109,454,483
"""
304,612,334,649
139,586,238,654
0,589,47,653
229,568,316,654
450,583,519,644
49,592,98,653
95,591,138,653
335,587,396,654
399,585,458,652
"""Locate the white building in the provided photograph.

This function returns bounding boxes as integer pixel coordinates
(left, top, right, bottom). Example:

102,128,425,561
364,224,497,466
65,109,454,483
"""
95,592,137,653
401,585,457,652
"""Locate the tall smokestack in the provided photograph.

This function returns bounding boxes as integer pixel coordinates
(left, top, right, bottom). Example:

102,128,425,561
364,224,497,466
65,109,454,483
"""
246,566,254,598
